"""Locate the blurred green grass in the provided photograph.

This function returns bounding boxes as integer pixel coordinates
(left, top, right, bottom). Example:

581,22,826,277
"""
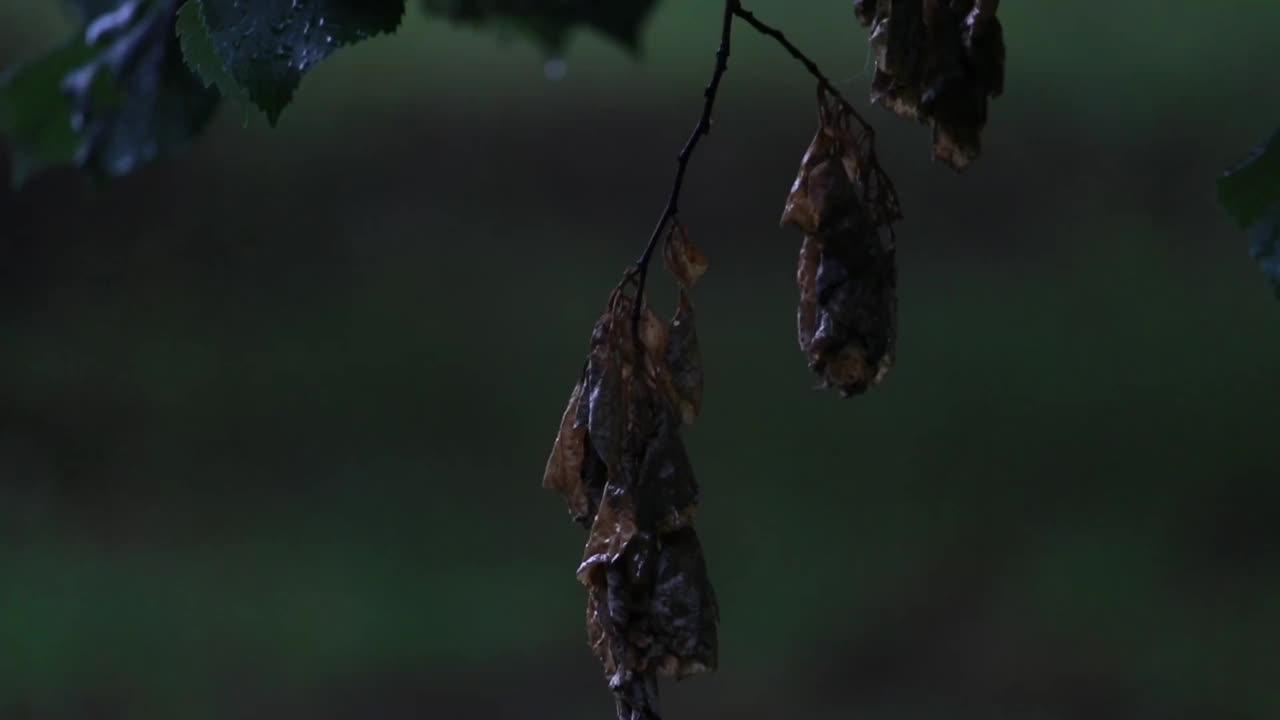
2,231,1278,716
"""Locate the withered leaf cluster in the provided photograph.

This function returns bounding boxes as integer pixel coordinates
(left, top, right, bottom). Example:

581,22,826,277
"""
855,0,1006,170
781,90,900,397
544,226,717,720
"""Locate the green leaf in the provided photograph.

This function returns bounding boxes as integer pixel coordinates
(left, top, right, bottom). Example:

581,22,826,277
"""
1218,128,1280,229
0,42,98,184
1249,203,1280,297
195,0,406,125
1219,128,1280,298
66,0,221,177
1,0,220,184
176,0,260,124
419,0,660,53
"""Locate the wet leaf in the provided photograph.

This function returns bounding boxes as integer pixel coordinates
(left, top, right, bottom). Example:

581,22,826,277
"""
546,283,718,720
1248,203,1280,298
782,92,898,396
578,486,640,581
543,380,590,521
662,222,709,290
176,0,262,124
1219,128,1280,230
419,0,661,54
859,0,1005,170
641,412,699,536
586,310,625,474
1219,129,1280,297
648,528,718,678
1,0,219,184
665,293,703,425
639,304,670,373
796,235,820,351
195,0,405,125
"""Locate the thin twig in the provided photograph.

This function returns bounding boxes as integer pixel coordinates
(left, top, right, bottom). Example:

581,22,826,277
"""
731,4,874,135
627,0,739,331
735,3,902,226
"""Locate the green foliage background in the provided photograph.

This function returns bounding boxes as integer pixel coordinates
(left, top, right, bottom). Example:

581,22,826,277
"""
2,2,1280,719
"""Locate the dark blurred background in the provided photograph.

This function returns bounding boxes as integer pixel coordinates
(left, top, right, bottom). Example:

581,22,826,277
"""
3,2,1280,719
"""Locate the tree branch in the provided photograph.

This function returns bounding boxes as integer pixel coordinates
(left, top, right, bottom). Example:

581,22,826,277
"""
732,5,876,135
627,0,738,328
624,0,901,334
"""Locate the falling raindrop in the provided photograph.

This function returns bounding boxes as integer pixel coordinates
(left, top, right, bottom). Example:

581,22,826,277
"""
544,58,568,82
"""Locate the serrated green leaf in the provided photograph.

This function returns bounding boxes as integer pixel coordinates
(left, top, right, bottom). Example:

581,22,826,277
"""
0,42,99,185
196,0,405,126
1218,128,1280,229
1248,203,1280,298
176,0,260,125
419,0,660,54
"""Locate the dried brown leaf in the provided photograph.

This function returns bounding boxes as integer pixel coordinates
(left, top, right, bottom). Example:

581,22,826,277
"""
648,528,718,679
543,380,590,520
662,222,710,289
639,305,670,376
641,413,699,535
806,217,896,396
862,0,1006,170
781,128,857,234
797,235,820,351
586,311,625,473
784,95,898,396
549,284,718,720
665,292,703,425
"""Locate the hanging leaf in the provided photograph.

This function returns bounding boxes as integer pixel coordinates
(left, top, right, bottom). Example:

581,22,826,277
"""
664,292,703,425
647,527,718,679
546,281,717,720
193,0,405,125
175,0,262,124
858,0,1005,170
585,307,625,475
782,91,898,397
1219,128,1280,296
1,0,219,184
1248,204,1280,298
1219,128,1280,230
419,0,661,54
796,234,820,351
543,380,591,521
662,221,710,290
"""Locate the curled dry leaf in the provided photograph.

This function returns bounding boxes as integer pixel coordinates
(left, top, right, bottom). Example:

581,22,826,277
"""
587,310,625,474
858,0,1006,170
782,91,898,397
665,292,703,426
648,528,718,679
542,380,589,521
545,285,717,720
662,222,710,290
